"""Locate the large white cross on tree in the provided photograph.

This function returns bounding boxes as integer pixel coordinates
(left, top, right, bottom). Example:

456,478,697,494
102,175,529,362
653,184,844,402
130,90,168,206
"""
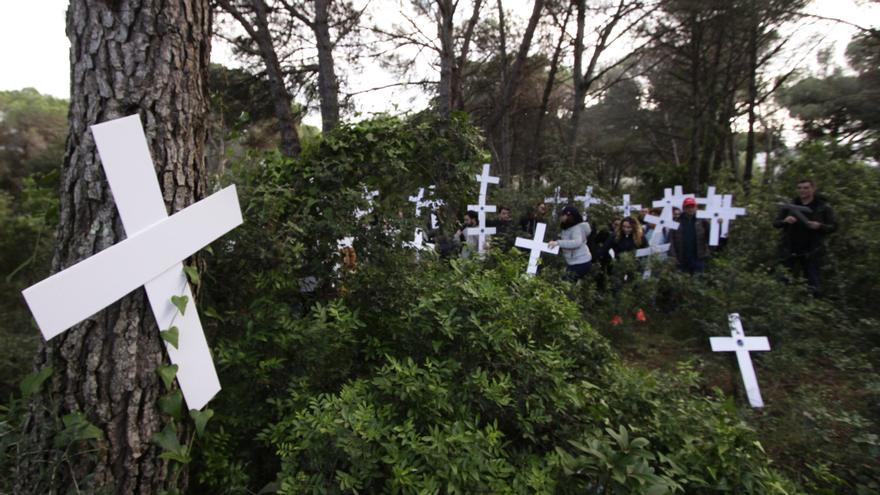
514,222,559,274
710,313,771,408
22,115,242,410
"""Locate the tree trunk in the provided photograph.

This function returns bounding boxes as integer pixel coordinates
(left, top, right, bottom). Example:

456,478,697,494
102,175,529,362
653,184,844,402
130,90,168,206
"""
314,0,340,132
251,0,301,156
527,3,570,187
743,1,759,192
436,0,455,119
16,0,210,493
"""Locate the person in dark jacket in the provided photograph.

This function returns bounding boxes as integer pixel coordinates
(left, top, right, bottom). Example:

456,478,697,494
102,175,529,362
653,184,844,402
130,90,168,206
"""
601,217,647,258
668,197,710,274
773,178,837,296
519,201,548,236
600,216,648,324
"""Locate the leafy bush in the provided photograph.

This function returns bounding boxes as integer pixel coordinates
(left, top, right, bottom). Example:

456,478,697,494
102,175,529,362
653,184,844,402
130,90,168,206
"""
258,253,795,494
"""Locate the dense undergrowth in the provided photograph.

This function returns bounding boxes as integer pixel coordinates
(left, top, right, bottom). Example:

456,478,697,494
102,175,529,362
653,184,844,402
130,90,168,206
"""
3,113,878,493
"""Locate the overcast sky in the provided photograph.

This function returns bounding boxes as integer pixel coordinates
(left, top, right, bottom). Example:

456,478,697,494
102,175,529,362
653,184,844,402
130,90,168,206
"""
1,0,878,128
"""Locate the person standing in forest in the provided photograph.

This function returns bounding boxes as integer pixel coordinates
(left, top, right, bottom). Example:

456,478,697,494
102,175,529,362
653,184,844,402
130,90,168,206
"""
548,206,592,281
773,178,837,296
669,197,710,274
519,201,548,236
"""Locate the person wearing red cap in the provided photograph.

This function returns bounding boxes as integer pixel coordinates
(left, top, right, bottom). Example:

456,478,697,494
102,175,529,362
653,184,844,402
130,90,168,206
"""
668,197,710,273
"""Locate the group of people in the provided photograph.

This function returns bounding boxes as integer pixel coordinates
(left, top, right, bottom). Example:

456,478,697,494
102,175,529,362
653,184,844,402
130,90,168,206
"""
447,178,836,297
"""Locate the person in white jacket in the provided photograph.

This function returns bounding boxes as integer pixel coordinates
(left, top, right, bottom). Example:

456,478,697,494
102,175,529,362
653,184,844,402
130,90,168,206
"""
548,206,593,281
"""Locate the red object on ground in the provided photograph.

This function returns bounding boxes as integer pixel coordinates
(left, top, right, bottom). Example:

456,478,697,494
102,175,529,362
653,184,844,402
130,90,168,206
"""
635,308,647,322
610,315,623,326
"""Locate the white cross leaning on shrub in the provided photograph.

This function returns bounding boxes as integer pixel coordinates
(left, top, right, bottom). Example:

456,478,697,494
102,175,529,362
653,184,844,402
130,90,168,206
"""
514,222,559,275
21,115,243,411
710,313,771,408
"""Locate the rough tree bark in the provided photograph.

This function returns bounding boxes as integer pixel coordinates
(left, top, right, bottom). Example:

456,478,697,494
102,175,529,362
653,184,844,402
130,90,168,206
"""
526,3,571,188
313,0,340,131
437,0,455,119
218,0,302,156
16,0,211,493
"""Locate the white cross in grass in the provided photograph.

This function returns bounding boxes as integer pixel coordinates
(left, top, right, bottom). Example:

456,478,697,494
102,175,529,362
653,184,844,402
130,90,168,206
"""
710,313,771,408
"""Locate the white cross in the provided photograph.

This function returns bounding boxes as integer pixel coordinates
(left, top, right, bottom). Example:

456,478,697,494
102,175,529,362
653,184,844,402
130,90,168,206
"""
405,227,435,252
424,186,444,230
710,313,770,408
643,205,680,231
408,187,429,217
544,186,569,208
615,194,641,215
636,212,674,279
573,186,601,214
21,115,242,410
652,185,694,210
475,163,500,202
697,185,720,208
466,201,497,254
354,187,379,219
514,222,559,275
697,194,746,246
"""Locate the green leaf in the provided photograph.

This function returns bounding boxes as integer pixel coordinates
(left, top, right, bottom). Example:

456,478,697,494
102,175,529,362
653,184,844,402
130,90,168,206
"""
157,364,179,390
203,306,225,323
159,391,183,420
183,265,200,285
19,366,52,398
170,295,189,316
202,245,214,256
160,326,180,349
55,412,103,447
151,423,190,463
189,408,214,438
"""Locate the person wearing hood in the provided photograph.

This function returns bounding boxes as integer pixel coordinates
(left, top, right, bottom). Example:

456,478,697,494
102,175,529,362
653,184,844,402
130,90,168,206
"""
548,206,593,281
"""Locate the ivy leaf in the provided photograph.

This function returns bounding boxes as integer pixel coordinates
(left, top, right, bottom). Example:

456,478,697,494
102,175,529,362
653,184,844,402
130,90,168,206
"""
151,423,190,463
55,412,103,447
170,295,188,316
189,408,214,438
203,306,224,323
160,326,180,349
19,366,53,398
159,391,183,420
156,364,179,391
183,265,200,285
